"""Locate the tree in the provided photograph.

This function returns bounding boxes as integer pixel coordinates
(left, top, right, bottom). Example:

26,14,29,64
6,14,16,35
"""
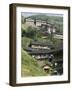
24,18,26,24
26,26,37,39
21,28,26,37
34,18,36,25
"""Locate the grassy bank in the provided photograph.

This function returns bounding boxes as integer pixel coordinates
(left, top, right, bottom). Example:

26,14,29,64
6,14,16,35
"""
21,49,47,77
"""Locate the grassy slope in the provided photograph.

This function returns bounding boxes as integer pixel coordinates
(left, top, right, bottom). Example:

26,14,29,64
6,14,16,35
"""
21,49,47,77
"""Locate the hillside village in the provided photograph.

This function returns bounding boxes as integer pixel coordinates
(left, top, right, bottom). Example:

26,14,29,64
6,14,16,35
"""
21,14,63,77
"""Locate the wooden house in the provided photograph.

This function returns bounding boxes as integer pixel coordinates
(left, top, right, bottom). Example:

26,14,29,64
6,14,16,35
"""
29,41,54,50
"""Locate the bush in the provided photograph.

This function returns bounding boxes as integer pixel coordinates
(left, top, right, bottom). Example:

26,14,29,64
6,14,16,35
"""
21,37,32,49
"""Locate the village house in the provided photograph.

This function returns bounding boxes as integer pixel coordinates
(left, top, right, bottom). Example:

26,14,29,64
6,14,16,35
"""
42,64,53,74
41,23,56,34
29,41,54,50
25,18,34,26
23,18,56,34
53,32,63,40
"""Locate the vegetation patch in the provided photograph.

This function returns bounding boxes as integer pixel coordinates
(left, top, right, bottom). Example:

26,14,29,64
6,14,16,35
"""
21,49,47,77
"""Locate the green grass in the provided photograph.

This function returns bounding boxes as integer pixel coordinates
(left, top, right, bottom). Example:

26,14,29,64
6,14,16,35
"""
21,49,47,77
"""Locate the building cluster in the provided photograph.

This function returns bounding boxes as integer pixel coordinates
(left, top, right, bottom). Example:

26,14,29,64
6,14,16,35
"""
22,17,63,75
24,41,63,75
22,18,56,34
22,18,63,39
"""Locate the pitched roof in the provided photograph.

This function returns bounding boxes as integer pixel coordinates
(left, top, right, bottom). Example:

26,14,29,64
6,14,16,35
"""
30,41,54,47
25,47,63,55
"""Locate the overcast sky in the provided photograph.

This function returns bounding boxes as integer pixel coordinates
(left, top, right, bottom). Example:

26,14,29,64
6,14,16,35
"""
21,12,63,17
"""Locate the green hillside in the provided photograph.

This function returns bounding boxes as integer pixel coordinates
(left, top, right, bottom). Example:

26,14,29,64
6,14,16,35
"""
28,14,63,23
21,49,47,77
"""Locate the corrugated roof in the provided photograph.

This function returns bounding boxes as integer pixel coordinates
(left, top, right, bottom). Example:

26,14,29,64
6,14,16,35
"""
30,41,54,47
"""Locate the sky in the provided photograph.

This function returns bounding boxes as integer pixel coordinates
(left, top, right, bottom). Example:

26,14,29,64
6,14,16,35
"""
21,12,63,17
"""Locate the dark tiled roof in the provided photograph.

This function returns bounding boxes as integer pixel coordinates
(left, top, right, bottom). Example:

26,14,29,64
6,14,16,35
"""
25,47,63,55
30,41,54,47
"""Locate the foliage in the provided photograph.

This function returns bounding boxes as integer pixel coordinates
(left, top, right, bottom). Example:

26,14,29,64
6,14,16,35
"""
22,26,38,39
25,26,37,39
51,38,62,48
21,37,32,49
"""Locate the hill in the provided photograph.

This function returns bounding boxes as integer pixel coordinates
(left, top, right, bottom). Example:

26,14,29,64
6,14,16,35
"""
28,14,63,23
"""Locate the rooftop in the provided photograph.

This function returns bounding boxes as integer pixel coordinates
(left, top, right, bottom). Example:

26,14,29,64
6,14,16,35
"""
24,47,63,55
30,41,54,47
